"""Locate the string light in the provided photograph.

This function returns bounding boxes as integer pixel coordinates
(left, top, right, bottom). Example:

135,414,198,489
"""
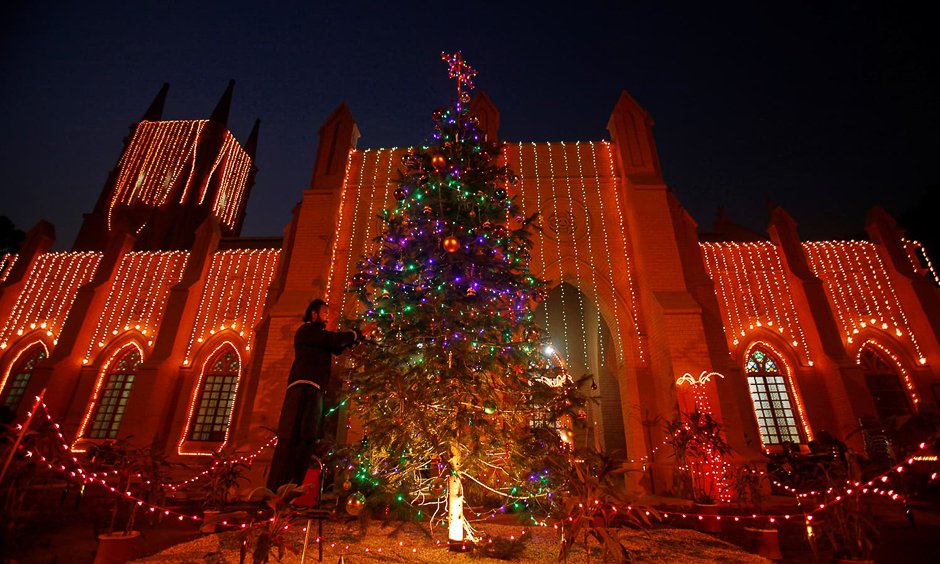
82,251,188,363
324,150,356,305
902,238,940,287
601,141,644,363
855,339,920,406
744,341,813,444
73,341,145,450
0,252,101,351
542,143,571,367
700,242,811,362
178,342,243,456
108,120,251,231
0,340,49,407
803,241,924,364
182,249,280,363
0,253,17,284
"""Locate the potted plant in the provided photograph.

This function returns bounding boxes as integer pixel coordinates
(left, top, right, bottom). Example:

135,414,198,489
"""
555,448,657,563
87,439,143,564
199,447,251,533
810,454,877,563
769,441,878,563
733,463,782,560
238,483,306,564
664,408,734,533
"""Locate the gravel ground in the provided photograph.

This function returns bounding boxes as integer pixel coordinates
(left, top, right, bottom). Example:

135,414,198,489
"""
135,521,768,563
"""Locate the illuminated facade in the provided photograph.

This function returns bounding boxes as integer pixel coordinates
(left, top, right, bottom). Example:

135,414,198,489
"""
0,85,938,494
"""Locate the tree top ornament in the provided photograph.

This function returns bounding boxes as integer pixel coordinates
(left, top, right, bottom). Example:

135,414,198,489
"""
441,51,477,103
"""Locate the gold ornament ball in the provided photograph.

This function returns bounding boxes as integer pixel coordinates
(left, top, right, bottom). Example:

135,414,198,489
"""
431,154,447,169
346,493,365,516
443,236,460,253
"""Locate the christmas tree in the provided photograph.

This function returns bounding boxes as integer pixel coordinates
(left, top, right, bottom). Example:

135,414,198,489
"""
345,52,583,545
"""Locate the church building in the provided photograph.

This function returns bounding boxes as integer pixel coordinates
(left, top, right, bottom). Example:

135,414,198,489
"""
1,82,938,493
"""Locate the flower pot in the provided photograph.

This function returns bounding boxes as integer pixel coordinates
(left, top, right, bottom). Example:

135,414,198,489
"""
94,531,141,564
200,509,222,533
693,503,722,533
744,527,782,560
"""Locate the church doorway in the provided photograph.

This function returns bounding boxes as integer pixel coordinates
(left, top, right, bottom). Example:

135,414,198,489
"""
534,282,627,459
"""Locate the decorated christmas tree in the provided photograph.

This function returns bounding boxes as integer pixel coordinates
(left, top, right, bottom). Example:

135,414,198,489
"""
345,52,584,545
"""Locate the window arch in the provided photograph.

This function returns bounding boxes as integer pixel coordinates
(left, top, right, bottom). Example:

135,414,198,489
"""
187,346,240,442
858,344,913,419
87,346,142,439
1,343,47,412
745,346,803,446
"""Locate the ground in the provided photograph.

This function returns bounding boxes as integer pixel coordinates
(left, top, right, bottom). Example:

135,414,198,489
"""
136,522,768,563
3,480,938,562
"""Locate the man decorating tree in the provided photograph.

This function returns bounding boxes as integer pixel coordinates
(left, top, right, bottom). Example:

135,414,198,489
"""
267,299,363,489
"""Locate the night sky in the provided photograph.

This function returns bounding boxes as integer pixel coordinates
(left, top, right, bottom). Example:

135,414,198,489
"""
2,2,937,250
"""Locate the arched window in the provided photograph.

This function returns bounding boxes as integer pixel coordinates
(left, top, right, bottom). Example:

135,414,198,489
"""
188,348,240,442
859,345,912,420
745,347,802,446
2,345,47,411
88,348,141,439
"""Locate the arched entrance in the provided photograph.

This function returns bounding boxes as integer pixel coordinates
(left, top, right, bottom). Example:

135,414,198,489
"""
858,344,913,420
535,281,626,459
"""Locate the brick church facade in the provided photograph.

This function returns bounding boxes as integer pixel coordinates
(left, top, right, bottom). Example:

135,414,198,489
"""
1,83,938,493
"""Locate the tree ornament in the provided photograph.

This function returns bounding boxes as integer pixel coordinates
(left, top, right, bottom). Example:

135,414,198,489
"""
431,154,447,169
443,236,460,253
432,109,443,121
430,479,445,497
493,188,507,201
483,400,497,414
493,225,507,238
345,493,366,516
394,187,407,200
351,272,369,288
482,221,493,230
342,480,352,491
423,206,433,215
465,287,476,297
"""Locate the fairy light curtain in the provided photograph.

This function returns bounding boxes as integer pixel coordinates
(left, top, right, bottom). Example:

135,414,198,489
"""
182,249,280,365
82,251,189,363
107,120,252,231
700,242,812,363
0,252,102,351
325,141,644,367
0,253,17,284
802,241,925,365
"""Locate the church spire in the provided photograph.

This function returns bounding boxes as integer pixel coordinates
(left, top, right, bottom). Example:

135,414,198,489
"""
210,80,235,125
244,118,261,159
141,82,169,121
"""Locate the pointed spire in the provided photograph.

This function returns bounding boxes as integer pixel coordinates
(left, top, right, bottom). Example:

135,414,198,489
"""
210,80,236,125
141,82,169,121
244,118,261,159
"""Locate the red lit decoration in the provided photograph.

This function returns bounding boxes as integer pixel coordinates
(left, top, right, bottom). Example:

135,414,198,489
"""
442,235,460,253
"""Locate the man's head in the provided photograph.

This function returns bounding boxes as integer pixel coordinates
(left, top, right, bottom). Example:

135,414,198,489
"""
304,299,329,324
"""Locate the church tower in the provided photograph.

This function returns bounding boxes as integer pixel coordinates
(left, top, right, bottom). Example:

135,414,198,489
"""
72,81,259,251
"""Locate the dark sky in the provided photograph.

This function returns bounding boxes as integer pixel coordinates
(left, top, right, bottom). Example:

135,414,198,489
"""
2,1,937,249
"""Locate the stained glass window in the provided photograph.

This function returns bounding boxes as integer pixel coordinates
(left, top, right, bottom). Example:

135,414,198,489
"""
745,347,802,445
88,348,141,439
188,349,239,442
2,346,47,411
859,346,912,420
